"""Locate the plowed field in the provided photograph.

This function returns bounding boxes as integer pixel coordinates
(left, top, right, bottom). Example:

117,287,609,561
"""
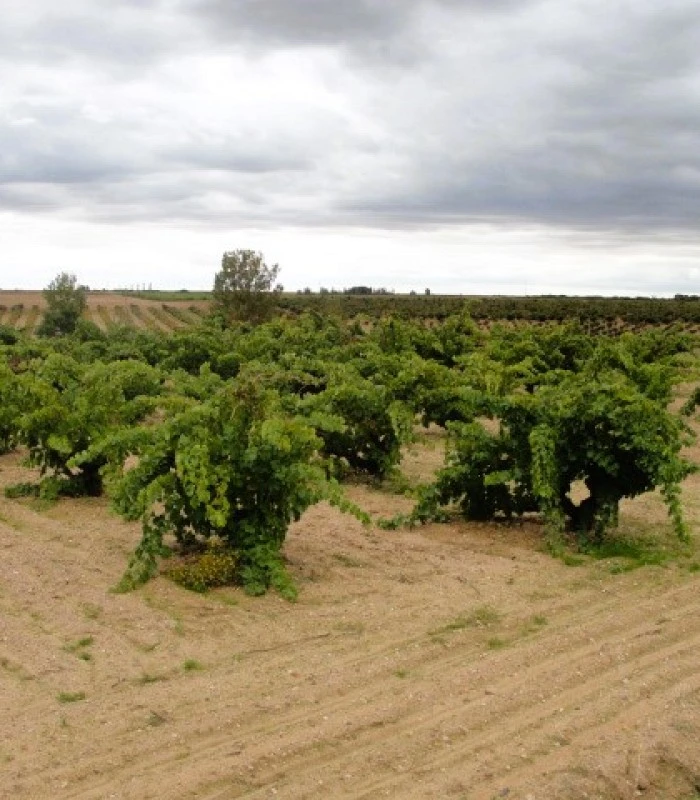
1,440,700,799
0,291,207,333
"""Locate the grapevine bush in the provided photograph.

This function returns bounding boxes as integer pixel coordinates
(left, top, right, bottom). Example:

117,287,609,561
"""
0,361,21,453
14,356,162,497
1,306,697,594
302,366,414,479
90,382,360,597
411,364,694,545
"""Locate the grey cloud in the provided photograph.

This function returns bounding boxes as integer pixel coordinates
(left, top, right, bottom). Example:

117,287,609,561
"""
1,137,131,187
193,0,404,47
329,0,700,231
342,137,700,233
0,102,148,187
165,132,315,174
170,148,310,174
0,2,196,72
0,156,329,227
1,0,699,242
27,15,166,66
0,184,70,213
190,0,531,56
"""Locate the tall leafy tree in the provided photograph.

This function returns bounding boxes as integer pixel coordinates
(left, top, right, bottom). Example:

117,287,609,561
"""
212,250,282,324
37,272,87,337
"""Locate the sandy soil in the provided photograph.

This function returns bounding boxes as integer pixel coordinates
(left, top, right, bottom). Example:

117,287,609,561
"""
1,439,700,800
0,291,208,332
0,291,208,310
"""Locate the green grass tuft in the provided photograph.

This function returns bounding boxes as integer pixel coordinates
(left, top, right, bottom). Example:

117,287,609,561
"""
57,691,86,704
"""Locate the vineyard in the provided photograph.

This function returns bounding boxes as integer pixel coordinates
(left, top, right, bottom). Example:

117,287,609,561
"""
4,290,700,335
2,304,700,798
278,293,700,332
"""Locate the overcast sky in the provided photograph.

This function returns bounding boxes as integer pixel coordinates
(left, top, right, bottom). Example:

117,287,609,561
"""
2,0,699,295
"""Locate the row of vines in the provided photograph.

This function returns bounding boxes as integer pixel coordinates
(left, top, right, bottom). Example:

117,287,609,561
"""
276,293,700,327
0,312,697,597
0,303,206,334
6,294,700,333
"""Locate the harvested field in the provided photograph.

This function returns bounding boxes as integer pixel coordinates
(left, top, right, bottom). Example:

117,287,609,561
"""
1,433,700,800
0,291,209,333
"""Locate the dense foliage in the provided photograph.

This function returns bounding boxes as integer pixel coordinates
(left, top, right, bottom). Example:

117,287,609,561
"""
84,382,339,597
0,305,696,595
212,249,282,324
11,356,162,498
274,293,700,329
412,363,692,546
37,272,88,337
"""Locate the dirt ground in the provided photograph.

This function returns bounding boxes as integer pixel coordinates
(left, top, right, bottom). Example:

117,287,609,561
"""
0,291,208,310
0,291,207,332
1,436,700,800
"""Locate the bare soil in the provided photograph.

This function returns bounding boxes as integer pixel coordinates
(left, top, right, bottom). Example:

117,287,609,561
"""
0,291,209,311
0,291,208,332
1,440,700,799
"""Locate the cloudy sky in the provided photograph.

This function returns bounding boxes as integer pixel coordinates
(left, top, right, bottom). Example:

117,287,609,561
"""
2,0,699,295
